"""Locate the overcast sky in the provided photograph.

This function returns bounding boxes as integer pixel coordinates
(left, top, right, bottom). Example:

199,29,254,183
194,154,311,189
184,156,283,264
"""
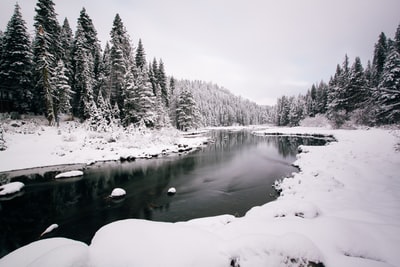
1,0,399,105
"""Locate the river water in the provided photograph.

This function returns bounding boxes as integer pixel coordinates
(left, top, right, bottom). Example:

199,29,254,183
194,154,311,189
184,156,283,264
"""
0,130,327,257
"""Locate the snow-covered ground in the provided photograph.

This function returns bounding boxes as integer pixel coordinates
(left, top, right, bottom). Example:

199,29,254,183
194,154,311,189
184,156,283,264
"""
1,125,400,267
0,118,208,173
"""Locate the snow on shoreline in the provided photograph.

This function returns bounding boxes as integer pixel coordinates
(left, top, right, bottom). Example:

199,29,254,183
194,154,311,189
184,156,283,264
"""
0,120,209,173
1,126,400,266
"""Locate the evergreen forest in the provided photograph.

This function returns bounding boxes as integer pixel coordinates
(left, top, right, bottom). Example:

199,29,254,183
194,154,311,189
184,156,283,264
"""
0,1,272,131
275,24,400,127
1,1,399,130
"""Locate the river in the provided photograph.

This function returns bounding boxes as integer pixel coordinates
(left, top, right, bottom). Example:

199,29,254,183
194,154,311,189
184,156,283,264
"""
0,130,328,257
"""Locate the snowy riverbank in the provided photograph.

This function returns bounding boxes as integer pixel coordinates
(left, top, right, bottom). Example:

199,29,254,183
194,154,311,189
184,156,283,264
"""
1,126,400,266
0,118,208,173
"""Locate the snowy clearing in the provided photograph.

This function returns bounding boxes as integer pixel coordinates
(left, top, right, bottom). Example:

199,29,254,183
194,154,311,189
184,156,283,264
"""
1,126,399,267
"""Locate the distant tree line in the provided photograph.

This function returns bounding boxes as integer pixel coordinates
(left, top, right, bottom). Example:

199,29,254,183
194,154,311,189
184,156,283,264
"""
173,80,274,127
0,1,271,131
275,23,400,127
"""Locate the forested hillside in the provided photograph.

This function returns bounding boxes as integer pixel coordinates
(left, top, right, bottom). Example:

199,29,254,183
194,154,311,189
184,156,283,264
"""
0,1,270,132
275,23,400,127
172,80,273,127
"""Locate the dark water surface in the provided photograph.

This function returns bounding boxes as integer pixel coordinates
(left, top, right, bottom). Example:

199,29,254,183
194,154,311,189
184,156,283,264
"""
0,130,327,257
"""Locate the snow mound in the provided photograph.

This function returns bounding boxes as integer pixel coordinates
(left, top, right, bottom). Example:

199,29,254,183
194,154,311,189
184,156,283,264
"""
0,238,88,267
245,199,320,219
0,181,25,196
226,232,324,267
88,219,226,267
55,170,83,179
110,188,126,198
167,187,176,195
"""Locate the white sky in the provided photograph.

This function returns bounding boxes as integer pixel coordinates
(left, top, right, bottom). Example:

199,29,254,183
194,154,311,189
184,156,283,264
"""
1,0,399,106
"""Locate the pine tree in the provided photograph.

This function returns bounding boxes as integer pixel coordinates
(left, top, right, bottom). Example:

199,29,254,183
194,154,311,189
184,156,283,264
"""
347,57,368,111
34,26,55,125
32,0,61,114
275,95,290,126
372,32,388,86
395,23,400,53
109,14,134,112
98,42,112,100
52,60,73,124
72,23,95,120
0,3,33,113
133,67,156,127
176,89,200,131
158,59,168,107
74,8,102,96
33,0,61,62
60,18,73,80
376,45,400,123
122,69,138,126
149,58,158,95
0,30,4,54
97,91,112,125
135,39,146,71
315,81,328,114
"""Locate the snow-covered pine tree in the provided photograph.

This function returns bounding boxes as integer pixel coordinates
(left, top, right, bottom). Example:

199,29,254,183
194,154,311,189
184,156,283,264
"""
98,42,112,100
347,57,368,111
288,96,305,126
75,8,102,97
135,39,146,71
122,69,138,126
395,23,400,54
275,95,290,126
372,32,388,87
0,3,33,113
157,59,169,108
34,25,55,125
32,0,61,115
133,67,156,127
315,81,328,114
70,8,101,118
0,30,4,54
176,89,200,131
149,58,158,95
72,23,95,120
52,60,73,125
33,0,61,61
110,14,134,113
97,91,112,125
376,44,400,123
60,18,73,81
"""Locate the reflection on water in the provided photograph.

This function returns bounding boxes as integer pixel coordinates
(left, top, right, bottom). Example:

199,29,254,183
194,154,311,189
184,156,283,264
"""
0,130,327,257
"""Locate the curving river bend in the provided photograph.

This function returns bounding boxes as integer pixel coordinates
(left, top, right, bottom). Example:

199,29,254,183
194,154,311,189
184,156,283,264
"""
0,130,327,257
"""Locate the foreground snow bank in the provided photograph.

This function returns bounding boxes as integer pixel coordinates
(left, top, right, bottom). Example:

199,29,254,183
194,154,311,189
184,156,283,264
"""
0,118,208,172
1,127,400,267
0,238,88,267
